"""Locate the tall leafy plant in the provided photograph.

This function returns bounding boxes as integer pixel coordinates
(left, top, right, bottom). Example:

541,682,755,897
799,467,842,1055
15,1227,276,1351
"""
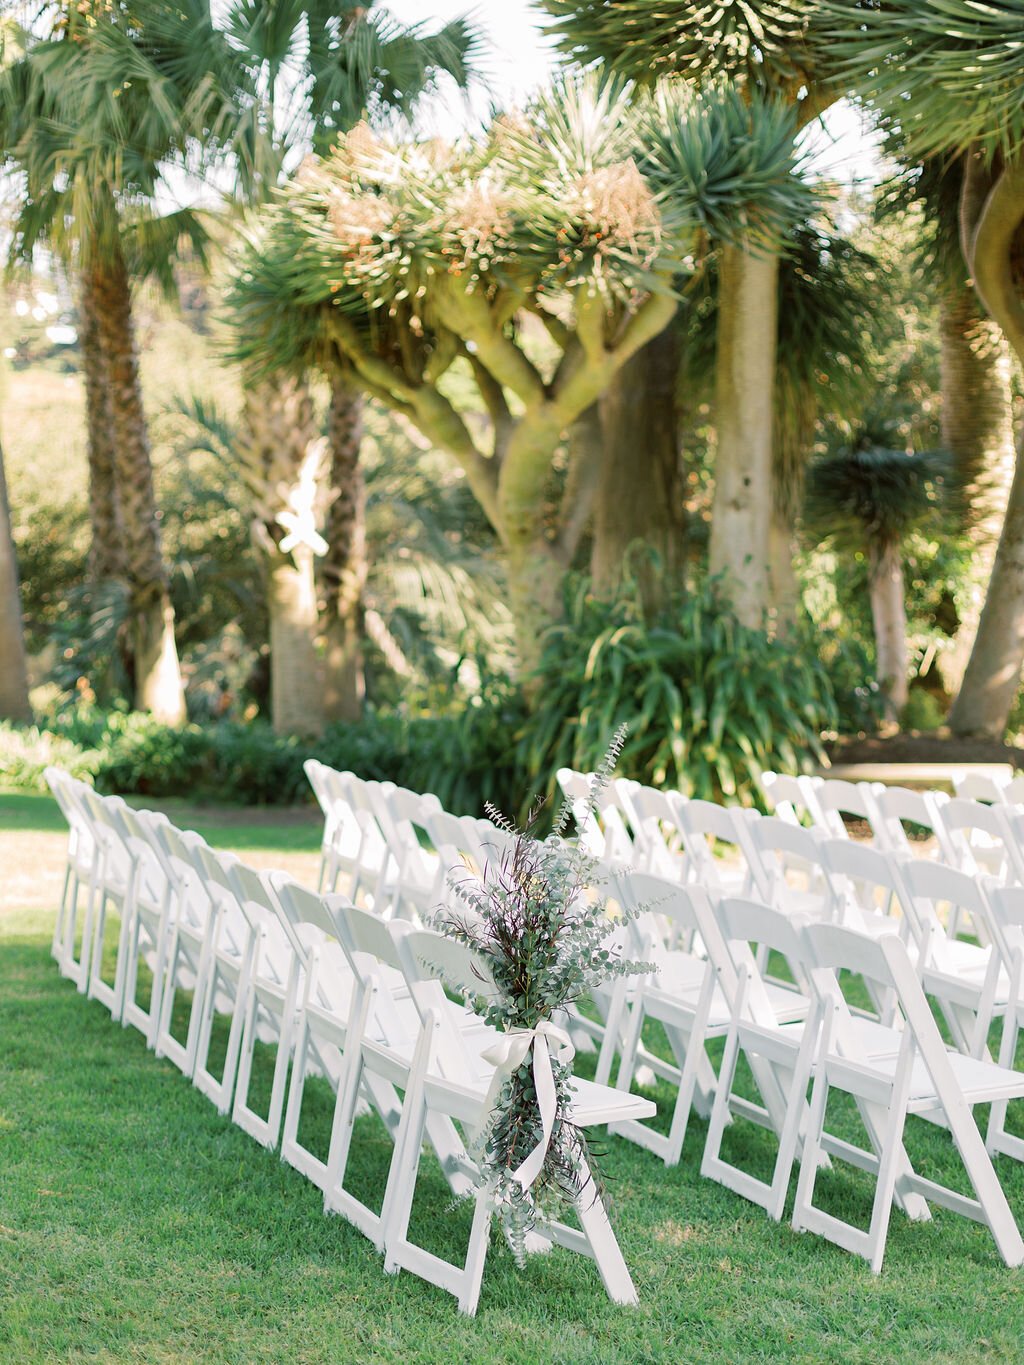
520,575,838,805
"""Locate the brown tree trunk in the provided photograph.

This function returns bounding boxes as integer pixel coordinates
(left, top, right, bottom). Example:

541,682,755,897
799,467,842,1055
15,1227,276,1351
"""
78,273,126,583
949,155,1024,738
592,326,684,612
768,377,816,636
709,244,778,626
938,280,1017,693
506,538,566,678
85,248,186,725
239,378,327,737
321,374,366,723
0,436,32,722
868,538,908,723
950,431,1024,738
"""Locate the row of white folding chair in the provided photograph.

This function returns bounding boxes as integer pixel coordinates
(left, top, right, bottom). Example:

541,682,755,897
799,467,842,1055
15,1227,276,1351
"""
677,816,1024,1066
603,875,1024,1270
45,771,309,1143
268,880,658,1313
762,769,1024,888
305,760,519,922
954,770,1024,806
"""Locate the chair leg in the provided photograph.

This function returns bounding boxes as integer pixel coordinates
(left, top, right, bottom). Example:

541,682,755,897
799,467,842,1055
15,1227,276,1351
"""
572,1159,638,1307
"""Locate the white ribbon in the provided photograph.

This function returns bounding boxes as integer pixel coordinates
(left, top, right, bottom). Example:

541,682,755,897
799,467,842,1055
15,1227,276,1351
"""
480,1019,575,1191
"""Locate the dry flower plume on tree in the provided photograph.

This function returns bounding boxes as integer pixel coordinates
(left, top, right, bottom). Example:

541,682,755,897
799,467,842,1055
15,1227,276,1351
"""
430,725,653,1261
228,73,816,670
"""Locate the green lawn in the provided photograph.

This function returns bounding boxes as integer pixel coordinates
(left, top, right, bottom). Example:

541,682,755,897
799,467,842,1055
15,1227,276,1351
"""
2,795,1024,1363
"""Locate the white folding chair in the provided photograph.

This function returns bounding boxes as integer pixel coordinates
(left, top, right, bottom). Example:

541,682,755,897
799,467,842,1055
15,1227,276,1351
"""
941,798,1024,885
44,767,98,980
794,921,1024,1271
224,862,302,1148
871,785,956,863
382,927,657,1314
669,796,758,898
72,788,134,1011
953,771,1013,805
149,821,216,1077
86,796,173,1041
743,816,831,916
699,899,824,1220
555,767,634,864
815,779,886,842
266,876,364,1192
986,886,1024,1162
188,844,257,1113
608,875,808,1166
622,783,686,879
373,784,445,921
760,772,827,829
315,902,479,1247
901,859,1013,1058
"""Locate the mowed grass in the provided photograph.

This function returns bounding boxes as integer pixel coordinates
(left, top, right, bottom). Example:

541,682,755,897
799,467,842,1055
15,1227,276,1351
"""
3,796,1024,1362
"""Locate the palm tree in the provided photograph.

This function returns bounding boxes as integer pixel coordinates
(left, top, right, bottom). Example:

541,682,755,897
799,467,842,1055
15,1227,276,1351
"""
0,3,250,724
805,432,948,721
223,0,480,727
0,433,31,723
823,0,1024,737
884,156,1017,694
542,1,841,626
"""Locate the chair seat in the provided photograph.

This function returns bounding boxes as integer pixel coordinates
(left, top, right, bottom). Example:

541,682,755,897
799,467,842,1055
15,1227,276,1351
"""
644,950,809,1029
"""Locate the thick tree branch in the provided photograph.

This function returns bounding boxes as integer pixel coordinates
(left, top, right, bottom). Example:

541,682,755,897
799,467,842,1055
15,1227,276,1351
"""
554,290,678,419
429,273,546,407
960,143,999,270
409,386,502,532
968,160,1024,368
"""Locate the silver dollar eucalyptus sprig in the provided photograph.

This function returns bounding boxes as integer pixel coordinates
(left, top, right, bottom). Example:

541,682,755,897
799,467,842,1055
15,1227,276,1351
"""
432,725,654,1262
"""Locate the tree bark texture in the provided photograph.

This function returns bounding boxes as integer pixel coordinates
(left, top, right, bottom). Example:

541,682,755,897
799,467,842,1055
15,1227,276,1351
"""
78,273,126,583
267,544,325,738
768,370,817,636
938,280,1017,694
239,378,327,737
85,249,186,725
950,153,1024,737
321,375,366,724
0,437,32,722
950,432,1024,738
593,326,684,612
506,537,568,675
709,244,779,627
868,539,909,722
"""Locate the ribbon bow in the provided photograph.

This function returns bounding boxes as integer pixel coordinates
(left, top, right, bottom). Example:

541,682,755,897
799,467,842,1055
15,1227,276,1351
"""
480,1019,575,1191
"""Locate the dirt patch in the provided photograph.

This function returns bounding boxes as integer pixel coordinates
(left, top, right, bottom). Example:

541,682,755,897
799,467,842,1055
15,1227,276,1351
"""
825,732,1024,769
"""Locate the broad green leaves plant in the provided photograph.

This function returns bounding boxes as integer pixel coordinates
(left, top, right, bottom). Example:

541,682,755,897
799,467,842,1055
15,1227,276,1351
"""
520,577,838,805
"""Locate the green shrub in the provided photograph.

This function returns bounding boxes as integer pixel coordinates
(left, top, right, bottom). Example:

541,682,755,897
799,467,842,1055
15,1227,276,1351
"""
519,579,838,808
0,723,99,792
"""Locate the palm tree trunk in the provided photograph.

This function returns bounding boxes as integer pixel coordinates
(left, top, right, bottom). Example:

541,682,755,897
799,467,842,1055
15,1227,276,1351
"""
78,273,126,583
267,542,325,737
321,374,366,724
0,436,32,722
593,326,684,612
240,379,327,737
768,378,816,636
709,244,778,627
868,538,909,723
938,280,1017,693
950,431,1024,738
85,247,186,725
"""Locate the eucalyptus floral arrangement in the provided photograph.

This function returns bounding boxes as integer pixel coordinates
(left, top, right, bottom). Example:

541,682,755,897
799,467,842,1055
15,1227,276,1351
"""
431,726,653,1261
